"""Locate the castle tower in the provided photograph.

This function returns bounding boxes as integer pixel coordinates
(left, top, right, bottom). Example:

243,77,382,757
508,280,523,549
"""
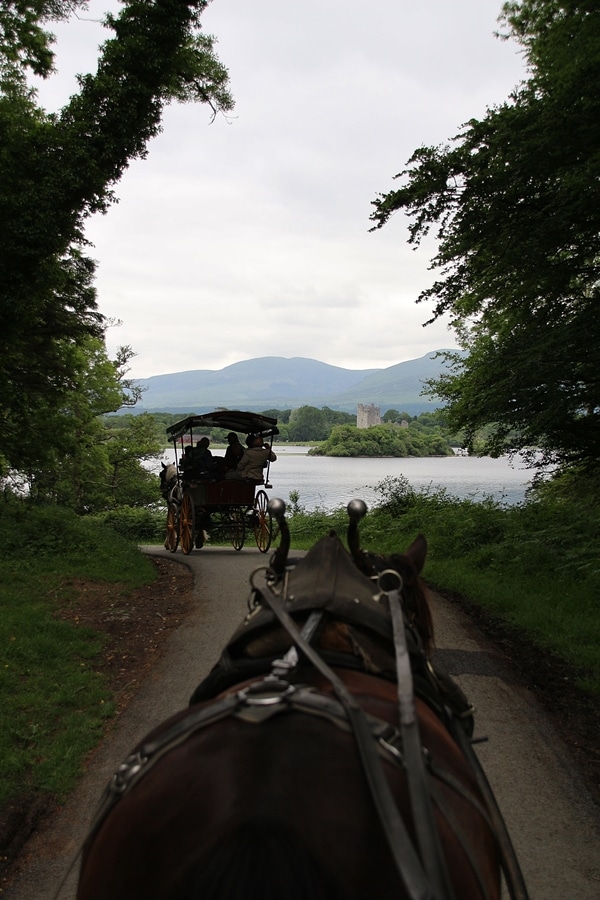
357,403,381,428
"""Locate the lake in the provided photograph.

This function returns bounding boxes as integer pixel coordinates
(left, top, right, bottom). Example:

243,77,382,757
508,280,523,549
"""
159,446,533,511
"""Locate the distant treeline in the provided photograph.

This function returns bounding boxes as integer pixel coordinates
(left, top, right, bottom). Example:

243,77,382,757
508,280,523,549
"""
105,407,455,456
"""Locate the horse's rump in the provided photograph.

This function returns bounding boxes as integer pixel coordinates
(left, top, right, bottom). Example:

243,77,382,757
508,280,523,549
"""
78,669,499,900
77,506,523,900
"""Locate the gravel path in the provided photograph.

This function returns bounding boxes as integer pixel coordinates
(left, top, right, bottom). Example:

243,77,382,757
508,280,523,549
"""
5,546,600,900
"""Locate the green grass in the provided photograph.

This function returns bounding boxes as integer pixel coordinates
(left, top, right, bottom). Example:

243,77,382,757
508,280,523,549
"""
0,500,157,811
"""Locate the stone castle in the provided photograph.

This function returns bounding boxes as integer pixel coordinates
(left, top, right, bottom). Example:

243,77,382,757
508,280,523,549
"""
356,403,381,429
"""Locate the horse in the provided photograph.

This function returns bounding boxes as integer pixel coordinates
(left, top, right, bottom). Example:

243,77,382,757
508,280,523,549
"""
159,462,178,501
75,499,528,900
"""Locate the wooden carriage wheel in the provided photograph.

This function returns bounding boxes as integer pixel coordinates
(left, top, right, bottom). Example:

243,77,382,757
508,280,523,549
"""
165,502,179,553
179,491,195,555
229,507,245,551
253,489,272,553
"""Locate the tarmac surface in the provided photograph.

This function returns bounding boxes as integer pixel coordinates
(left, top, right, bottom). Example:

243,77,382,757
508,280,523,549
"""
4,545,600,900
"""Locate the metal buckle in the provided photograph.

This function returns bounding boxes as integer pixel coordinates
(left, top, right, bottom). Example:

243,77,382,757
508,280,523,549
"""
109,751,148,795
237,679,296,706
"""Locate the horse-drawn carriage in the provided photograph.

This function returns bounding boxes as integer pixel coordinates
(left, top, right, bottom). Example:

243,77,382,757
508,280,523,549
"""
160,410,279,554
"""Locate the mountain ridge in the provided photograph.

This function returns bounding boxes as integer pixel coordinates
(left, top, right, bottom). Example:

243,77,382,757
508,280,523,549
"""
134,350,461,414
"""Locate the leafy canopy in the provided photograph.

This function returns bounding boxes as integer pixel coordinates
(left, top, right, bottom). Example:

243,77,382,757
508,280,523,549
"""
371,0,600,474
0,0,232,470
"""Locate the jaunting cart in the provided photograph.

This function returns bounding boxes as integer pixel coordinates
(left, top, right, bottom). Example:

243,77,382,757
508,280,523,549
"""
161,410,278,554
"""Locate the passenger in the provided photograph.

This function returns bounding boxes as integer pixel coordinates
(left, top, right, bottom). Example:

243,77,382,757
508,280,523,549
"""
181,445,194,472
193,437,213,475
224,432,244,471
237,435,277,483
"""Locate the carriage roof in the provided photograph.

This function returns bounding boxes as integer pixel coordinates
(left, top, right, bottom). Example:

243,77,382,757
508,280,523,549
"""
166,410,279,442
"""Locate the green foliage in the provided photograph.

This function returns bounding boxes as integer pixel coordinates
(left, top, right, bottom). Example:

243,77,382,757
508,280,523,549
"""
0,496,156,579
0,0,232,471
310,421,453,457
288,406,330,442
261,408,292,424
0,498,157,807
257,406,354,442
13,341,165,513
91,506,166,542
371,1,600,476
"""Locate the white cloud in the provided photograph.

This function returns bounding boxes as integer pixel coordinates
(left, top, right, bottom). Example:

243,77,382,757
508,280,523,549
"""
33,0,525,378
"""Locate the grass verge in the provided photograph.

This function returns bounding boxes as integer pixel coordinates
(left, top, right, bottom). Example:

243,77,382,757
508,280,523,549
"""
0,500,157,813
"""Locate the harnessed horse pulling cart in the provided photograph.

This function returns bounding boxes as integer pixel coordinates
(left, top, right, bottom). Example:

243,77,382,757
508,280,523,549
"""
75,500,529,900
160,410,279,554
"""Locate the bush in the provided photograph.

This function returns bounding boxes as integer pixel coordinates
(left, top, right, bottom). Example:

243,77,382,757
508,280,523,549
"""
91,506,166,542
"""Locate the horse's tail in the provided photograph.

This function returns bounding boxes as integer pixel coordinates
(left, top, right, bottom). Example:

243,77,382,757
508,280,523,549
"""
181,819,347,900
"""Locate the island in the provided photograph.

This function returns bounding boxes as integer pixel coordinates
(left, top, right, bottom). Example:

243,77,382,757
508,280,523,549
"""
308,423,454,458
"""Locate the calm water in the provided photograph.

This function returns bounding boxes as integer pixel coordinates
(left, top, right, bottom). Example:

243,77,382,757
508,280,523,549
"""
160,447,532,511
268,447,531,511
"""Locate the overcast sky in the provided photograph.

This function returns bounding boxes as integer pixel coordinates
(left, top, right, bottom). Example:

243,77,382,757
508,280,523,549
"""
35,0,526,379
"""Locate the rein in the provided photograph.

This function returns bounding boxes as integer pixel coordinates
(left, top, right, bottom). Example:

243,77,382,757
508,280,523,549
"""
252,567,440,900
384,572,455,900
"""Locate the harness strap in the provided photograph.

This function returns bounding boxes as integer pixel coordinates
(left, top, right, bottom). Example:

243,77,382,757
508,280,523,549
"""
256,578,436,900
386,577,455,900
87,693,244,841
448,718,530,900
428,783,493,900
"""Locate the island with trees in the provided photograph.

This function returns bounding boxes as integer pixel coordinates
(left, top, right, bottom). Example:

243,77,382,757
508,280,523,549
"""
307,411,454,457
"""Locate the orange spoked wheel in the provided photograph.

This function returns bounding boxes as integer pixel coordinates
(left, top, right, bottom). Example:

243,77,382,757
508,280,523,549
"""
179,491,195,555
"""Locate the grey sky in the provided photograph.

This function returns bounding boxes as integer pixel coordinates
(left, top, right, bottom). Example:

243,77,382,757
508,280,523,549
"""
35,0,526,378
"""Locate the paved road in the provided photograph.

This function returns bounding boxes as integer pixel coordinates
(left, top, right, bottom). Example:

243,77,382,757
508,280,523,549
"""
5,546,600,899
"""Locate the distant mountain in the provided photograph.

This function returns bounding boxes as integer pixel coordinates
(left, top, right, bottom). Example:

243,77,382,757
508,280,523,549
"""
133,351,461,415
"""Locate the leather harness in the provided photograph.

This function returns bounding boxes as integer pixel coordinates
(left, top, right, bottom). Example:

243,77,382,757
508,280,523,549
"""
81,534,529,900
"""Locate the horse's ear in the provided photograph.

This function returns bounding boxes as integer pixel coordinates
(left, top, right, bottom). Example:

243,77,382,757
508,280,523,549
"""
161,462,167,470
405,534,427,575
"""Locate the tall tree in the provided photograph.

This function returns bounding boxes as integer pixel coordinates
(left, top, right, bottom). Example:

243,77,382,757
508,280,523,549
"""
0,0,232,469
370,0,600,473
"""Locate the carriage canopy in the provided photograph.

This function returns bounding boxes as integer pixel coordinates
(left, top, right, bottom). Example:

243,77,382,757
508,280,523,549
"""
166,410,279,443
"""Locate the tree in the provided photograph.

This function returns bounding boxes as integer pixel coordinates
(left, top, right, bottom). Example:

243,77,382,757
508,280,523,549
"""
23,337,163,511
370,1,600,473
0,0,232,470
100,412,164,510
288,406,329,442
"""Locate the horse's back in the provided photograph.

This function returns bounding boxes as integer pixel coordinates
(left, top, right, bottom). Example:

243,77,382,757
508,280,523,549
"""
78,670,500,900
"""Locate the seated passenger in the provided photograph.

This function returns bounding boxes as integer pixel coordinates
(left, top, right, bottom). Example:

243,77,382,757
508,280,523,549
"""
181,445,194,472
192,437,214,476
224,432,244,471
227,435,277,482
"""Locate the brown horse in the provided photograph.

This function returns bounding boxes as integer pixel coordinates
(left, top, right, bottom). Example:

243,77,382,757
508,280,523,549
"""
76,500,528,900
